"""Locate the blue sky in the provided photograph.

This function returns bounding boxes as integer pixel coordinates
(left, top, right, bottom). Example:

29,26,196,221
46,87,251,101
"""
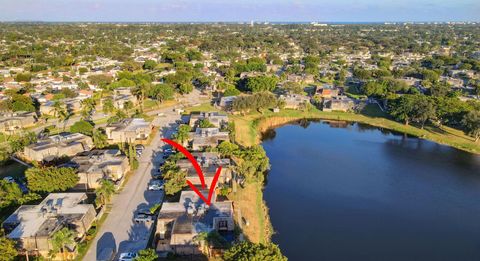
0,0,478,22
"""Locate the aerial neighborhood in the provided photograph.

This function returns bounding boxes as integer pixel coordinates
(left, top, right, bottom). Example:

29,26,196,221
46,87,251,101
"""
0,22,478,261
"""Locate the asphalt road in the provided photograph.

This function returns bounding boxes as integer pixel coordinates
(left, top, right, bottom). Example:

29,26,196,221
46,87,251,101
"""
83,90,204,261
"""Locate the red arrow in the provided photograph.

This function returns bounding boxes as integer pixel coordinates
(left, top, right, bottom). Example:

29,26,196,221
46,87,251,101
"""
162,138,206,189
161,138,222,205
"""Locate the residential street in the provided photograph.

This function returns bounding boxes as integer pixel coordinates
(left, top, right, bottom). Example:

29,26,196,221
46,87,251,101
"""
83,91,204,260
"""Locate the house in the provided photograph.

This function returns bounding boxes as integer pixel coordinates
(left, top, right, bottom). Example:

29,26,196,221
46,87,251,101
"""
217,96,237,110
113,87,138,109
105,118,152,143
176,152,232,188
190,128,229,150
315,84,340,98
155,191,234,256
23,133,93,162
69,149,130,190
188,112,229,129
323,96,355,112
279,94,310,109
39,98,82,116
0,111,36,133
2,193,96,259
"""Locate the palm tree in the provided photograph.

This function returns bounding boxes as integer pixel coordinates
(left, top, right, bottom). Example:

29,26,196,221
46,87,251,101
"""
51,100,69,130
51,227,75,261
95,179,115,206
80,98,96,120
92,128,108,149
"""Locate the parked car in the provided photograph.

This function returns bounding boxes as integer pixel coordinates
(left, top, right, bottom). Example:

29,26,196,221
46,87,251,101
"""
3,176,15,183
134,213,153,223
119,252,138,261
148,180,164,191
157,112,165,117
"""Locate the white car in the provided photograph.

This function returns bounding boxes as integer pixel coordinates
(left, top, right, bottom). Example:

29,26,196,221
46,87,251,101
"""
148,180,164,191
118,252,138,261
3,176,15,183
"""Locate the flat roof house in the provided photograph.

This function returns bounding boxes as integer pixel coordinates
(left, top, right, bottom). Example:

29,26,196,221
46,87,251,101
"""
69,149,130,190
189,128,229,151
2,193,96,259
105,118,152,144
323,96,355,112
23,133,93,162
155,191,234,256
188,112,229,129
0,111,36,133
176,152,232,188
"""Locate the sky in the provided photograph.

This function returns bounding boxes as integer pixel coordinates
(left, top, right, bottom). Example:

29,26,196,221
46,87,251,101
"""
0,0,479,22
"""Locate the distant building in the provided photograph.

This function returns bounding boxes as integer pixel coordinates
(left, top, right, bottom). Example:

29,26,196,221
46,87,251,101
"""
23,133,93,162
69,149,130,190
315,84,340,98
105,118,152,144
155,191,234,256
2,193,96,259
0,111,36,133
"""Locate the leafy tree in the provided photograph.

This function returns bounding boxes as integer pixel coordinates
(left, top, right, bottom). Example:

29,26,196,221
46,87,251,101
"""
223,86,241,97
173,124,191,145
282,81,303,94
26,167,79,193
217,141,239,158
236,145,270,183
198,119,215,128
102,97,115,114
178,82,194,94
148,84,175,102
8,132,37,153
15,73,32,82
362,81,387,97
143,60,157,70
223,242,287,261
92,128,109,149
389,95,416,125
51,227,75,261
412,96,436,128
69,120,94,136
134,248,158,261
232,92,278,114
246,76,278,93
0,180,22,209
87,74,113,88
164,170,187,195
462,110,480,142
95,179,115,206
0,237,18,261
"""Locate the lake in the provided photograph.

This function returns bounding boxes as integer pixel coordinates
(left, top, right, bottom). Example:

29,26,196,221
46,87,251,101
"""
262,120,480,261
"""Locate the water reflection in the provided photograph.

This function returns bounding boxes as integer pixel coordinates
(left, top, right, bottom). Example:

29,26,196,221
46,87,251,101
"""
262,120,480,261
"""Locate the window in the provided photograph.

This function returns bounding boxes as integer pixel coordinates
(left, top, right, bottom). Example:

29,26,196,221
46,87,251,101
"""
218,220,228,229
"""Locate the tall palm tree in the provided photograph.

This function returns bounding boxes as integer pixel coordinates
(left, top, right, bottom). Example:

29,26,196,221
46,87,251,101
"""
51,227,75,261
51,100,69,130
95,179,115,206
80,98,96,120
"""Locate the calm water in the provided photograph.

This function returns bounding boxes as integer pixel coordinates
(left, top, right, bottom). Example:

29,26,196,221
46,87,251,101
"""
262,120,480,261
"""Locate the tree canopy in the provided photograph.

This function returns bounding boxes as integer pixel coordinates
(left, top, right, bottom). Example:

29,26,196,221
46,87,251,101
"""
25,167,79,193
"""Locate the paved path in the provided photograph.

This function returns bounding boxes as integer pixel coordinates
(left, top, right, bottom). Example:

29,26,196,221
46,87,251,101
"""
83,90,204,260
